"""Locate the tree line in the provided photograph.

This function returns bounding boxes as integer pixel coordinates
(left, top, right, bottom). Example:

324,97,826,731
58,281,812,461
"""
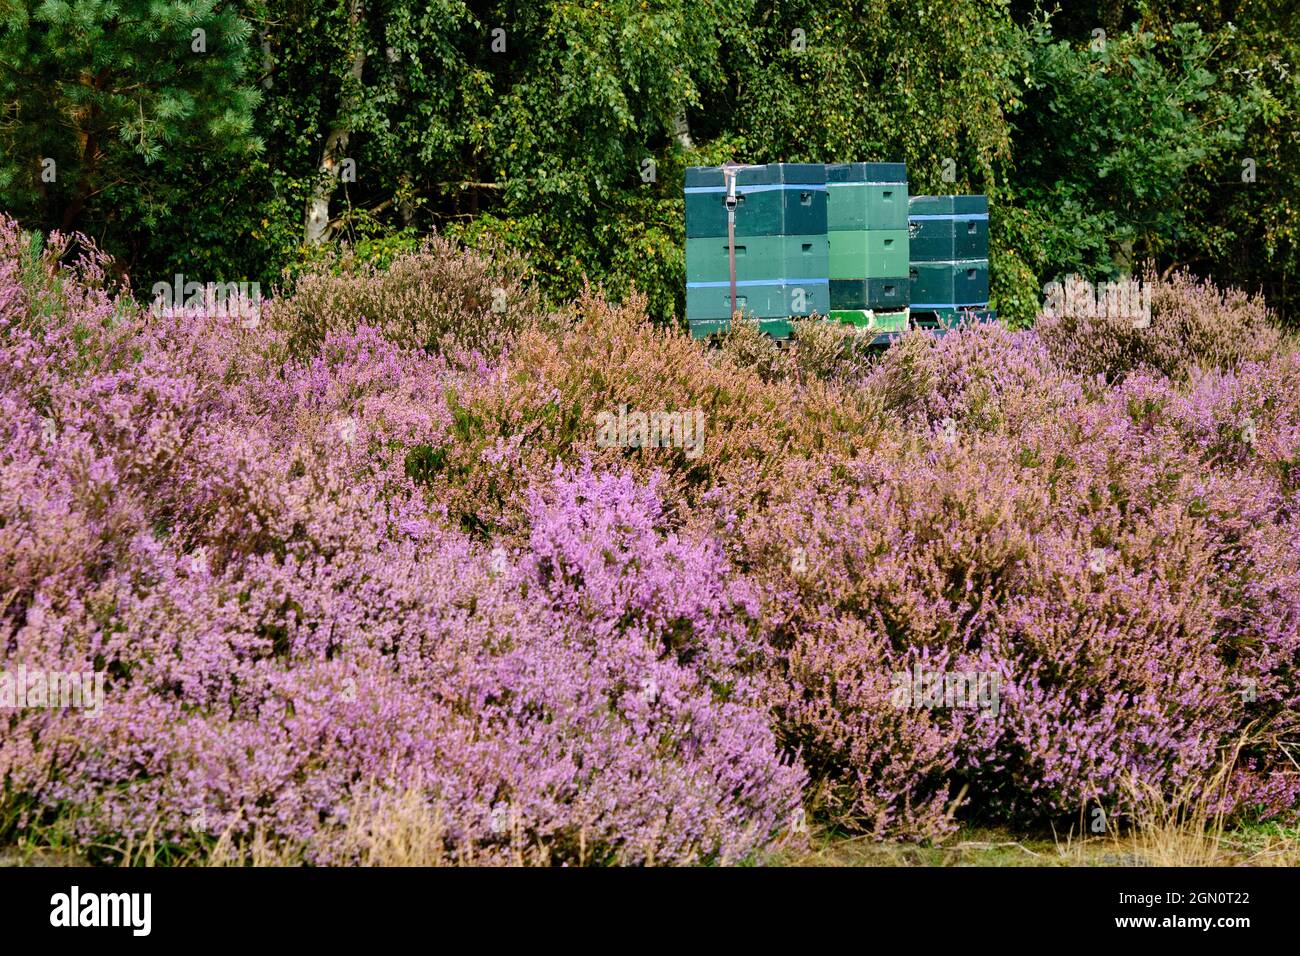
2,0,1296,325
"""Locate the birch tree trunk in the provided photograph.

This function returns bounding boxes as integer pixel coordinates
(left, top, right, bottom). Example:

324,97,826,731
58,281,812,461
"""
304,0,367,245
673,109,693,150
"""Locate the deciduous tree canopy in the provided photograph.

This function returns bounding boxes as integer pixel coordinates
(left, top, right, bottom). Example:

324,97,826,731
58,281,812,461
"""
1,0,1295,323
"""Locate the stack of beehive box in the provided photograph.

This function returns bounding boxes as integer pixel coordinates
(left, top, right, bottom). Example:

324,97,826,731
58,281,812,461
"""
907,195,990,320
684,163,829,338
825,162,910,333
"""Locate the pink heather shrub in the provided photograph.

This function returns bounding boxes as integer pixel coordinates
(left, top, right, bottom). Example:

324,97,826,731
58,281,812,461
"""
0,216,802,864
1,212,1296,862
415,288,888,537
524,462,766,690
16,514,802,864
717,317,793,384
861,322,1086,436
725,339,1299,834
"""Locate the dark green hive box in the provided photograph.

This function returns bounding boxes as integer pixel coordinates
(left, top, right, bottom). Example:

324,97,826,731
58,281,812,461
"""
685,163,827,189
908,194,990,261
908,217,989,261
829,277,910,311
685,164,828,239
907,195,988,217
909,260,990,309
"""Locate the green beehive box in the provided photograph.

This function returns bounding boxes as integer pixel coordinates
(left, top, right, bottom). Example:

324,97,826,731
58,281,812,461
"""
908,260,990,309
908,195,989,259
907,194,988,218
907,195,951,217
685,163,828,190
826,184,910,231
825,162,907,184
686,278,829,322
686,234,828,284
908,217,989,261
830,277,909,311
688,317,795,340
684,187,826,238
826,162,909,231
828,229,909,278
685,164,827,238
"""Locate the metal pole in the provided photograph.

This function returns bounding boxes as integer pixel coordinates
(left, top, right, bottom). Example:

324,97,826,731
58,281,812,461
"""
725,166,739,320
721,163,764,324
728,207,738,320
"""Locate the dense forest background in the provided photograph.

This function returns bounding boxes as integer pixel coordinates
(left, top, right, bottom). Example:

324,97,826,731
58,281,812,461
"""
2,0,1296,326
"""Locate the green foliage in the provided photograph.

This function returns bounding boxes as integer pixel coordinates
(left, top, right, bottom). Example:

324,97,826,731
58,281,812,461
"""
711,0,1018,189
1006,19,1262,278
0,0,262,231
448,152,688,325
1163,4,1300,320
0,0,1294,326
403,443,447,486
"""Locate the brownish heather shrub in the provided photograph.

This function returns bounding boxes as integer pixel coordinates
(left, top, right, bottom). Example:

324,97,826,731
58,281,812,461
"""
266,236,550,361
788,317,874,384
1036,268,1282,383
421,288,890,537
717,317,792,384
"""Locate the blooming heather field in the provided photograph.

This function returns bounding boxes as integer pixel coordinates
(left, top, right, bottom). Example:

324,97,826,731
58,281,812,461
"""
1,216,1298,866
